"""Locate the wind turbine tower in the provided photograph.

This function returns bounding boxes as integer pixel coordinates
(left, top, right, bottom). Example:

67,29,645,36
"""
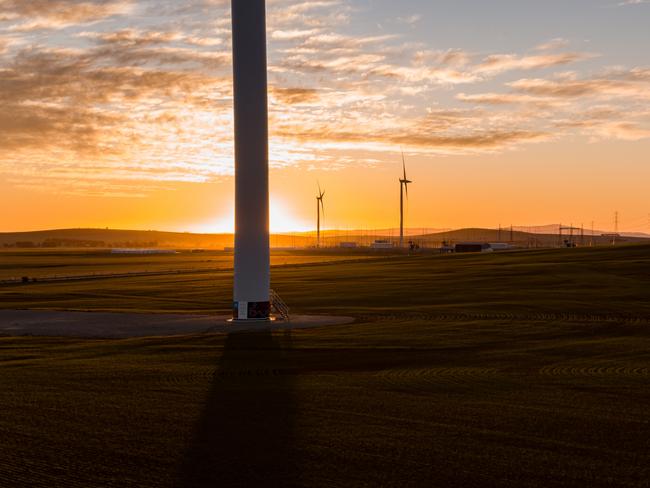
316,184,325,248
399,152,413,248
231,0,270,321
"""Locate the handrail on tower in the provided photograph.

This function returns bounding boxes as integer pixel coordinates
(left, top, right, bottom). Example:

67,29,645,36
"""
270,289,291,322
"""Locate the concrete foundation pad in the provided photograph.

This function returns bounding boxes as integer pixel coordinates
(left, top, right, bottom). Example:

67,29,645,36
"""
0,310,355,339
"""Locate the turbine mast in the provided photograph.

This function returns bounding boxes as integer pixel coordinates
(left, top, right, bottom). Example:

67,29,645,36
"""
400,179,404,248
231,0,270,321
316,184,325,248
399,151,411,248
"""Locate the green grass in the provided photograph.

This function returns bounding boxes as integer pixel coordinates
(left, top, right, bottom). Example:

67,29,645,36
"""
1,245,650,487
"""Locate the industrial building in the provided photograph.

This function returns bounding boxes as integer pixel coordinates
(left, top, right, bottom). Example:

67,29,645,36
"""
454,242,494,253
371,240,394,249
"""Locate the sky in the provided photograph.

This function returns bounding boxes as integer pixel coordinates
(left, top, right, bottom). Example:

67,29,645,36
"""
1,0,649,234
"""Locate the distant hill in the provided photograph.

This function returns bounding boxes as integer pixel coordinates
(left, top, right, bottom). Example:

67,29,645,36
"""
512,224,650,239
415,228,649,247
293,228,452,238
1,227,647,249
0,229,306,249
317,227,650,248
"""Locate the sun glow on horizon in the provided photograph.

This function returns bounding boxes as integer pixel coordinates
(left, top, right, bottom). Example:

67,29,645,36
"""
189,197,312,234
269,197,313,233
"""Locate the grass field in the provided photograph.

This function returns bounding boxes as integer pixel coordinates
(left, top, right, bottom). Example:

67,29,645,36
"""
1,246,649,486
0,249,376,281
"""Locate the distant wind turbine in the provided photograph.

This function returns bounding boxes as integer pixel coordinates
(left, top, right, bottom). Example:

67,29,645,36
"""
399,151,412,248
317,183,325,248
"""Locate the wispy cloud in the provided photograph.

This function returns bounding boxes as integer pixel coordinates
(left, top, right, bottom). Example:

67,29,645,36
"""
509,68,650,99
534,38,570,51
475,52,594,75
270,87,321,105
457,67,650,142
0,0,134,31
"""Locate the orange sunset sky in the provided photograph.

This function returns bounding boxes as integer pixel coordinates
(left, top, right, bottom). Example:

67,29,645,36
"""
1,0,649,234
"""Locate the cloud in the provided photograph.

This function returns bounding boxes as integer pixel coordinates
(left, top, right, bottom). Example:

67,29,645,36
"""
271,87,321,104
1,0,648,197
275,29,590,92
269,0,351,29
273,123,549,153
397,14,422,25
413,49,471,67
80,28,183,46
0,42,233,195
457,66,650,144
456,92,561,107
271,28,323,41
618,0,650,5
476,52,592,75
594,122,650,140
534,38,570,52
509,68,650,99
79,29,230,68
556,117,650,141
0,0,134,30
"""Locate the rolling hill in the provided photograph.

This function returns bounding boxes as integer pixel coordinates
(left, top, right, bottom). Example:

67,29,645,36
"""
1,226,648,249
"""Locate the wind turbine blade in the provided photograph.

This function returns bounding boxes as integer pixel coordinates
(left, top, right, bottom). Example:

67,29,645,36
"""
405,182,409,199
401,150,407,181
